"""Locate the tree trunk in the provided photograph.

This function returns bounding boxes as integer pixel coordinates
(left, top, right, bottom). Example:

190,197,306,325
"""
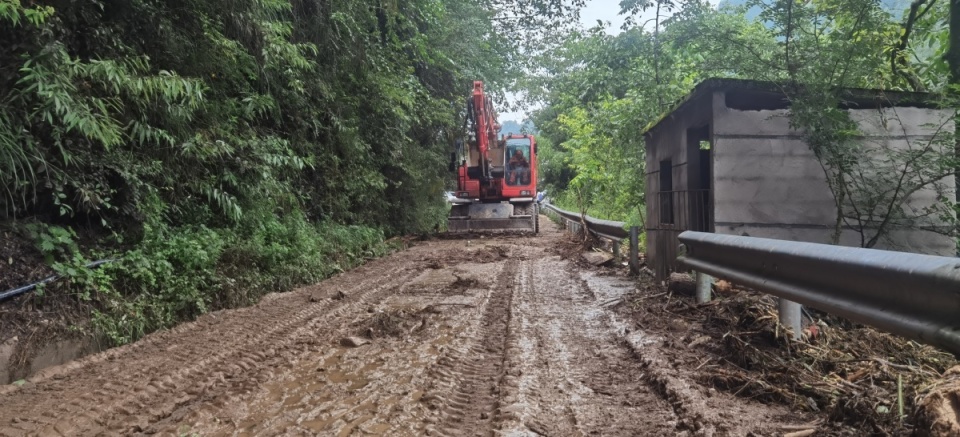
667,272,696,296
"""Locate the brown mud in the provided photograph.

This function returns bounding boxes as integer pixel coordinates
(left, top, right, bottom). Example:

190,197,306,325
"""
0,220,822,436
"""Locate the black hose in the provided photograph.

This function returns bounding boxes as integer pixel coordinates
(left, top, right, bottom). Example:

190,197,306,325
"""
0,259,117,303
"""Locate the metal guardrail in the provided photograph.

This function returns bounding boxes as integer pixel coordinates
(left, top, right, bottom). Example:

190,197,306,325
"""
541,203,629,240
677,231,960,355
541,202,640,274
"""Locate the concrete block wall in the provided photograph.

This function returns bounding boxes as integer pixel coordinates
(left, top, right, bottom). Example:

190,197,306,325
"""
713,136,835,226
712,107,799,136
712,104,955,256
848,108,954,235
848,107,953,137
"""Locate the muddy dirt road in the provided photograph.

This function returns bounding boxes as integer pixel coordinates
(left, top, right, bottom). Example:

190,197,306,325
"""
0,220,814,436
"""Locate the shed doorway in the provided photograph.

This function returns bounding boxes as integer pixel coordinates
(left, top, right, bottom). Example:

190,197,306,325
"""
686,125,712,233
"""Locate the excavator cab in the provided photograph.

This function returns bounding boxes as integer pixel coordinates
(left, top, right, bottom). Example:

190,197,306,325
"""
505,139,532,186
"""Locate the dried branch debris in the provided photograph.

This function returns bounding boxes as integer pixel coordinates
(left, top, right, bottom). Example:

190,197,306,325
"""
621,279,958,435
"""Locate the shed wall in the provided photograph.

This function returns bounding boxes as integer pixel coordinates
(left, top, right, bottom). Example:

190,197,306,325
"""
645,92,716,279
712,105,955,256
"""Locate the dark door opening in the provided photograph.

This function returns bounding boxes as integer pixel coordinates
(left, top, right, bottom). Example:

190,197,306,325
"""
687,125,712,232
659,160,673,225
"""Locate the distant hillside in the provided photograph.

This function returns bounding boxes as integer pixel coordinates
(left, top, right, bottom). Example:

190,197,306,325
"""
499,120,537,135
500,120,522,135
717,0,762,21
718,0,912,20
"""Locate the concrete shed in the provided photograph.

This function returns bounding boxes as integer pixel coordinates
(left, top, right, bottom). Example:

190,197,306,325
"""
643,78,956,281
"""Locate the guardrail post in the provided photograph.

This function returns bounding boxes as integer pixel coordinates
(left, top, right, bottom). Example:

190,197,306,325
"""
778,299,802,339
629,226,639,275
695,272,712,303
612,240,621,263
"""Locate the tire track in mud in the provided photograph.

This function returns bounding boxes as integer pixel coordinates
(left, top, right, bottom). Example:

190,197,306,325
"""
144,268,423,434
170,252,511,436
619,327,815,436
498,256,586,436
424,259,519,436
161,268,454,435
498,253,678,437
0,261,419,436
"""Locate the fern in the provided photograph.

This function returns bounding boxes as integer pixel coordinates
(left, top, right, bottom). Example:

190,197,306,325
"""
0,0,54,27
204,187,243,222
0,107,51,217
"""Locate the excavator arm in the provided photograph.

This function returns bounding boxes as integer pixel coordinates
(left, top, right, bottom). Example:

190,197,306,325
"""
468,81,500,180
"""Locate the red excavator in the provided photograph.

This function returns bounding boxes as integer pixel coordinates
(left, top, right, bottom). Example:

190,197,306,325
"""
447,81,539,233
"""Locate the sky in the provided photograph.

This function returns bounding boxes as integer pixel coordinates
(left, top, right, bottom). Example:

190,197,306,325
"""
578,0,630,35
497,0,631,123
497,0,720,123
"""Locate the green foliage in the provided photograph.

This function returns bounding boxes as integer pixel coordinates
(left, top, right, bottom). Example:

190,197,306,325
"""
45,226,222,344
0,0,528,229
0,0,540,345
0,0,54,27
531,0,957,248
45,214,390,346
530,5,767,223
21,223,78,264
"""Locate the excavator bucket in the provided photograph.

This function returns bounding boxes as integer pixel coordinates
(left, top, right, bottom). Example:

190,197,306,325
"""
447,202,539,233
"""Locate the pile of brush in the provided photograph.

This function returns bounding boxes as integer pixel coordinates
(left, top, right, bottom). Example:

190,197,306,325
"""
626,276,958,435
696,287,956,433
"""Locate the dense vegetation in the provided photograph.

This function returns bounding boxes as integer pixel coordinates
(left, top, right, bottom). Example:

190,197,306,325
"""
3,0,960,343
0,0,561,344
532,0,959,250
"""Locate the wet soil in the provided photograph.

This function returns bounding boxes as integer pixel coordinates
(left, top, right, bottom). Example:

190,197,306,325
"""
0,230,51,293
0,220,814,436
0,230,95,382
